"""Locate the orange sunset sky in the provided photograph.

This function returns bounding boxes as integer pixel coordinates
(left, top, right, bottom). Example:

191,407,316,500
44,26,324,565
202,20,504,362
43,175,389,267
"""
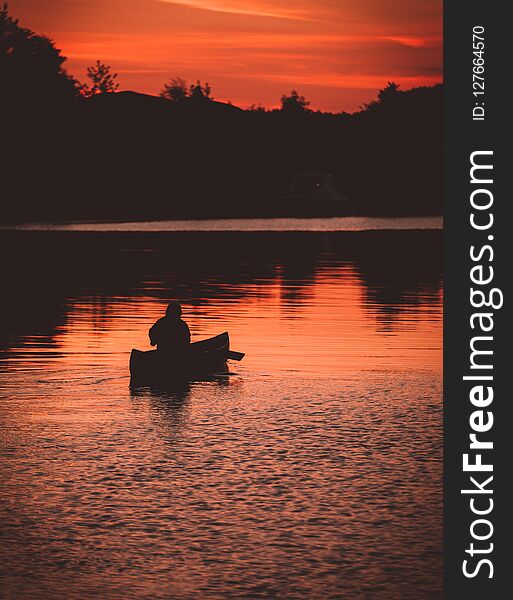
10,0,442,112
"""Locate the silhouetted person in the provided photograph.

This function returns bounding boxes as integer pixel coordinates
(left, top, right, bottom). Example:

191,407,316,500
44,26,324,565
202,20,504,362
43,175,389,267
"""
149,302,190,356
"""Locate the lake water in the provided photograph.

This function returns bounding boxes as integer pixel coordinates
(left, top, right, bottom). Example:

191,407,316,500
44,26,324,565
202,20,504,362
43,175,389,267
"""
2,215,442,233
0,226,442,599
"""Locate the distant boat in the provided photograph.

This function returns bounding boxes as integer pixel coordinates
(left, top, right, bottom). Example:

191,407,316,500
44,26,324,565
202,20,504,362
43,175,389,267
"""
276,173,355,216
129,332,244,385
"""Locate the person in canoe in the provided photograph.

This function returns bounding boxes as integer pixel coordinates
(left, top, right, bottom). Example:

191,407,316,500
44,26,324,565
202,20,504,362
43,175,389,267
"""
149,301,191,356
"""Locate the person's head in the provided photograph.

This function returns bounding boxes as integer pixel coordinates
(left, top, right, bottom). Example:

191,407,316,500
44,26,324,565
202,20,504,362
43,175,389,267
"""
166,301,182,319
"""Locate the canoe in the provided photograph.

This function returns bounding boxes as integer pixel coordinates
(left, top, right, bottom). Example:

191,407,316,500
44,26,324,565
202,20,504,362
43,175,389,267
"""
129,332,243,385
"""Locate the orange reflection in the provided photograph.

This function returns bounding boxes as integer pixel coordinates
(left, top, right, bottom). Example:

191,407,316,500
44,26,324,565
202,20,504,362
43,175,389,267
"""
46,266,442,377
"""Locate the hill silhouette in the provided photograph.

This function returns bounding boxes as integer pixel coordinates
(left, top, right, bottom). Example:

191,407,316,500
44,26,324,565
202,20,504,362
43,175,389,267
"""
1,5,442,223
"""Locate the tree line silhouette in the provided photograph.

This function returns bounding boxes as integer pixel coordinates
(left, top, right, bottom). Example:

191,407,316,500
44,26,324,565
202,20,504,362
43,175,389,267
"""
1,4,442,222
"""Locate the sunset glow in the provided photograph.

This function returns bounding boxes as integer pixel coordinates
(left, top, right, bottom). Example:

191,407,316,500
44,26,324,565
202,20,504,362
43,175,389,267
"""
11,0,442,111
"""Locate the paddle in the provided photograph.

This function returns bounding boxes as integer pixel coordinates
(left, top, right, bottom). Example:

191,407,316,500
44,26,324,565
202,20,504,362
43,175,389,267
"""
227,350,245,361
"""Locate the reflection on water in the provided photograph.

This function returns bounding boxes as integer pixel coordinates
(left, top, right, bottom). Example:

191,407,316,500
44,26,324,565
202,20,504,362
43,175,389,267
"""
0,230,442,599
2,215,443,232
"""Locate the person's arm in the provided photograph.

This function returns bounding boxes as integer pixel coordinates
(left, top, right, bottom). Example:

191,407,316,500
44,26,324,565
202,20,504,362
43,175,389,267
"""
182,321,191,345
149,322,158,346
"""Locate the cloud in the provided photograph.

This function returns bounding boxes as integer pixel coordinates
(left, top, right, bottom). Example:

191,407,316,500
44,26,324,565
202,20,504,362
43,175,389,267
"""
9,0,442,111
383,36,441,48
157,0,315,21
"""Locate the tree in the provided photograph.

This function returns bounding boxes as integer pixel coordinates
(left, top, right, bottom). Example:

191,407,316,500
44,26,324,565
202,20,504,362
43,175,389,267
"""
377,81,401,103
160,77,189,101
361,81,402,112
84,60,119,96
247,103,267,112
0,2,79,105
159,78,212,102
280,90,310,113
189,80,212,101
